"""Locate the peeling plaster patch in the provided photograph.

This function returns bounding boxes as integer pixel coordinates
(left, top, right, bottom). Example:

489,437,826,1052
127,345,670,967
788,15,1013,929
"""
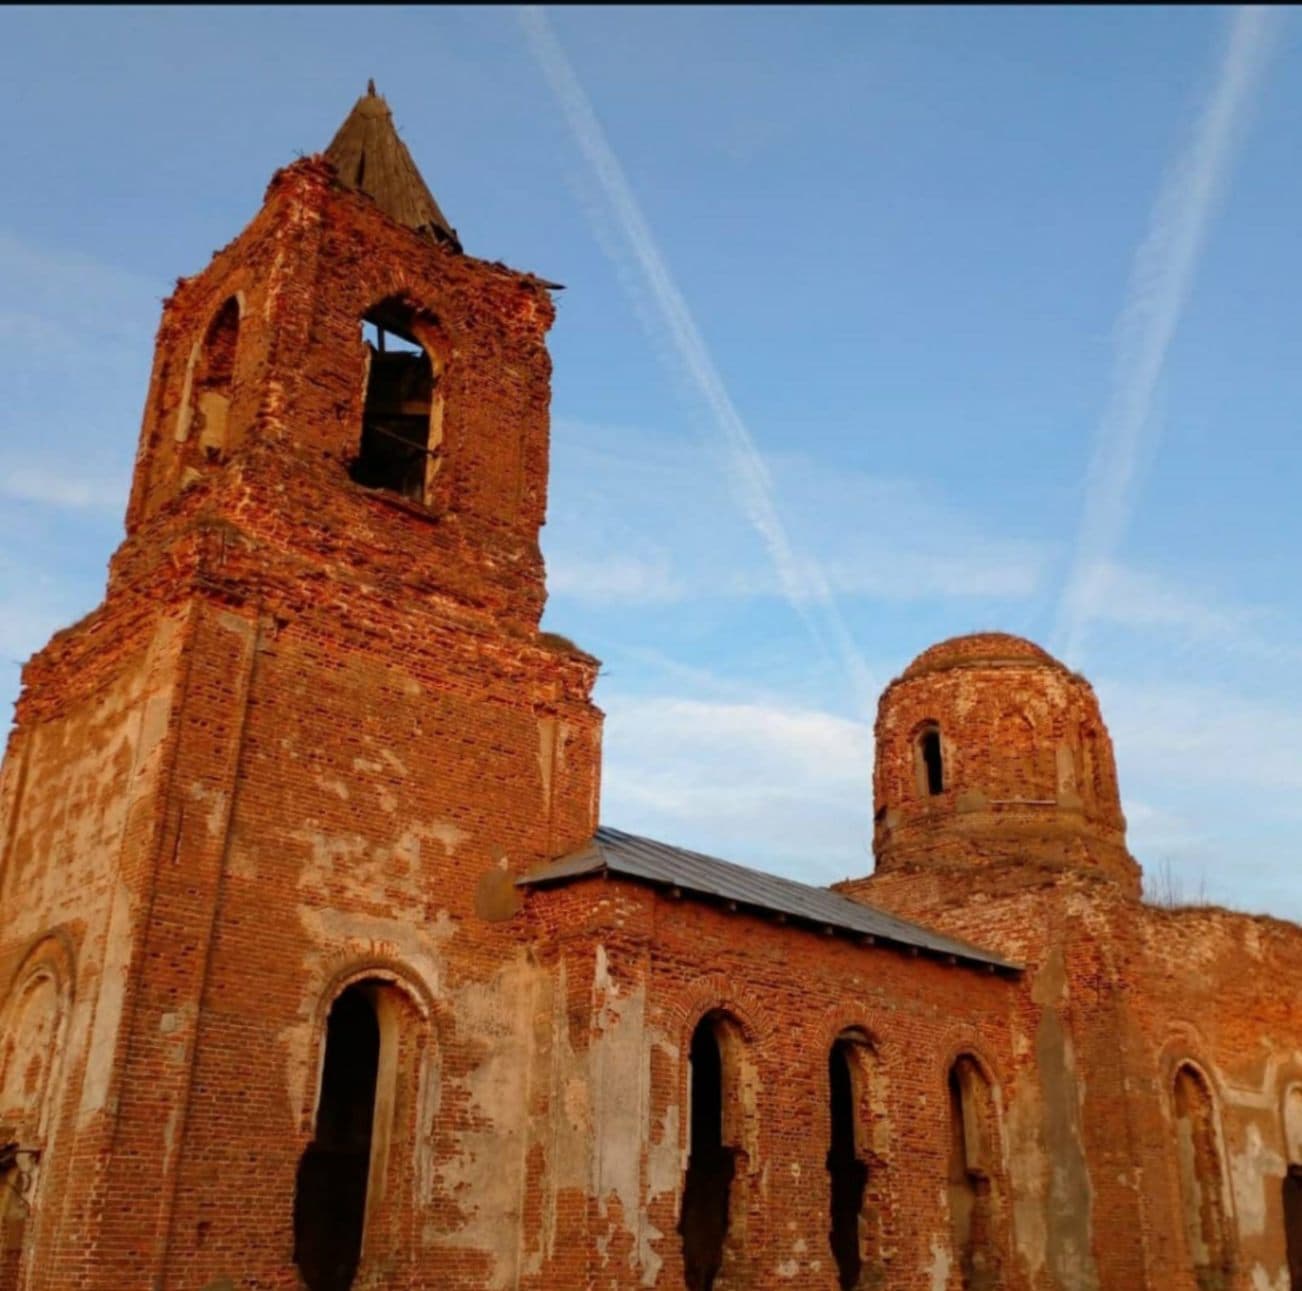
929,1234,952,1291
644,1037,681,1276
1007,1067,1049,1281
1251,1264,1288,1291
777,1258,799,1277
428,821,467,856
429,909,456,943
588,950,662,1284
1231,1122,1284,1238
291,821,453,899
77,878,134,1122
187,782,229,840
415,1022,443,1211
537,715,556,803
378,747,409,776
433,954,546,1291
1030,943,1100,1291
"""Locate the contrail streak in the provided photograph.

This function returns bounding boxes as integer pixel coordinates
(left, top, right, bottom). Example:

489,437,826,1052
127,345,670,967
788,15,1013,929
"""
1055,6,1278,661
518,5,876,714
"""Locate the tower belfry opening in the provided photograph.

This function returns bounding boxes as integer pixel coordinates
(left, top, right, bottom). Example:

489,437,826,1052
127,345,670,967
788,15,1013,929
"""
350,301,439,501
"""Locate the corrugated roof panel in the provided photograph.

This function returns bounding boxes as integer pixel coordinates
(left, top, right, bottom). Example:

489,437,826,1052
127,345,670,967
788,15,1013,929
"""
519,825,1016,972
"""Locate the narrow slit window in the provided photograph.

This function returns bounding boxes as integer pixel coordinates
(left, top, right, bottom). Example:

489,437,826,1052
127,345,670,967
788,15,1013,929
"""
827,1038,869,1289
294,984,381,1291
680,1014,736,1291
350,301,439,502
920,727,944,796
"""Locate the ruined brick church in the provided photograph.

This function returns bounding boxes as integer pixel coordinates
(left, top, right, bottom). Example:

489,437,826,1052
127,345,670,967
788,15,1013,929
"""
3,85,1302,1291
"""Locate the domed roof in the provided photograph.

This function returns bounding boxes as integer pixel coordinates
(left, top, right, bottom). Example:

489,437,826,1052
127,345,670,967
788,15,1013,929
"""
901,632,1065,680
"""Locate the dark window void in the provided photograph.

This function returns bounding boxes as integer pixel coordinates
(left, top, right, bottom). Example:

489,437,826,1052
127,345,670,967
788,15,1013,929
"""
920,727,944,796
350,303,437,502
680,1016,736,1291
948,1057,1000,1291
828,1040,869,1290
294,984,381,1291
190,297,240,459
1173,1065,1232,1291
1285,1167,1302,1291
0,1150,30,1282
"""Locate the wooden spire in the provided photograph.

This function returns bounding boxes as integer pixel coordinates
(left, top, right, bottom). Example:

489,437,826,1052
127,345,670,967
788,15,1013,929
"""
325,83,461,251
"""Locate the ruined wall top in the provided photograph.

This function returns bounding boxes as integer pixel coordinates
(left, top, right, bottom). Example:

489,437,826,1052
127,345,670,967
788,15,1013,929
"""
872,632,1141,896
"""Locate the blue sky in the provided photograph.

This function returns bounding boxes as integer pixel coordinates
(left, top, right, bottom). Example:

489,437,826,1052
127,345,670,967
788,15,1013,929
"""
2,6,1300,914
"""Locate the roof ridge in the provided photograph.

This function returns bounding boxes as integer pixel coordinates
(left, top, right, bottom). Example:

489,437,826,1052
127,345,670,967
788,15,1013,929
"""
324,83,461,250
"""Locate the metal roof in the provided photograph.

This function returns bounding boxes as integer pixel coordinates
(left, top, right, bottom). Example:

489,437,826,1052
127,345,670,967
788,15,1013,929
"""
518,825,1017,973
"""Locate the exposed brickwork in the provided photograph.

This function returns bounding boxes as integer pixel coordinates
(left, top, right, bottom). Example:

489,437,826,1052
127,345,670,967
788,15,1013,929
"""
2,94,1302,1291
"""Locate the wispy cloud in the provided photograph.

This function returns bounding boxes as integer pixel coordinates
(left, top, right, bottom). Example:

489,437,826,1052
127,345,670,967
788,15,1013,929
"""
601,691,875,883
1100,675,1302,794
547,552,683,604
518,7,875,713
0,228,160,355
1071,560,1302,667
545,417,1048,608
0,465,128,512
1055,6,1279,661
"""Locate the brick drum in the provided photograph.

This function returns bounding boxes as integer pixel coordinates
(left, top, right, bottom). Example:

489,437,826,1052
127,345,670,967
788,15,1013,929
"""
1,87,1300,1291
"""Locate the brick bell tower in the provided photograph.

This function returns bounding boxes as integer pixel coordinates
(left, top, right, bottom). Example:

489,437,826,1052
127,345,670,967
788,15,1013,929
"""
0,87,601,1290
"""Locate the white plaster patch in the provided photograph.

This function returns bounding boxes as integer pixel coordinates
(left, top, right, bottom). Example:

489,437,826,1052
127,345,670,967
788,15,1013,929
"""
428,820,468,856
1251,1264,1288,1291
1231,1121,1285,1238
430,955,542,1290
929,1234,953,1291
187,781,229,840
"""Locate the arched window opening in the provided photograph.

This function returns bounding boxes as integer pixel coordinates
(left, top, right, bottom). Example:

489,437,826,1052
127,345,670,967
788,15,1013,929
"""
294,984,382,1291
918,726,944,796
0,966,66,1285
1283,1088,1302,1290
185,297,241,460
1172,1064,1232,1291
680,1012,740,1291
828,1036,870,1290
350,300,442,502
948,1056,1001,1291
